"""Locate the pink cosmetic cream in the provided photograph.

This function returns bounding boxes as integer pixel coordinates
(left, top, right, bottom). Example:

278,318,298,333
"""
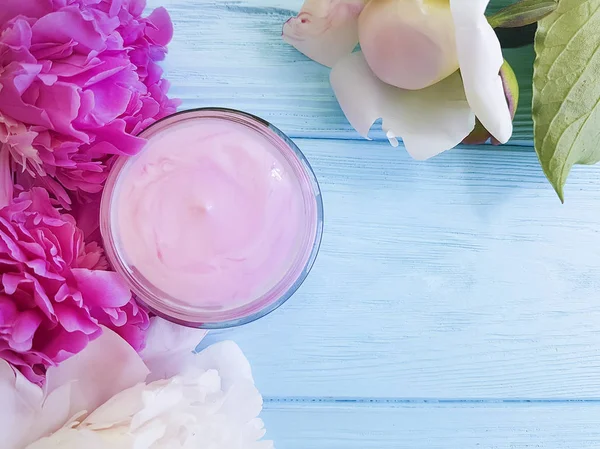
101,109,323,328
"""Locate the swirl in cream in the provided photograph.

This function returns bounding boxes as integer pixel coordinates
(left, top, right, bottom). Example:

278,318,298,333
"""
114,116,316,310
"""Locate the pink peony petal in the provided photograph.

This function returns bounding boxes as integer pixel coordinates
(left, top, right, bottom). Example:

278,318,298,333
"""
88,119,147,156
25,187,61,218
26,258,62,279
109,0,125,18
1,0,178,202
283,0,366,67
30,41,76,61
48,54,103,78
330,51,475,159
0,346,47,385
450,0,512,143
75,57,130,88
0,0,176,381
0,146,13,209
3,273,27,294
146,61,163,87
29,276,58,318
102,307,126,326
145,7,174,47
87,80,133,126
70,194,102,244
1,19,35,64
33,176,73,208
0,177,149,383
109,317,148,352
0,296,18,323
31,6,106,53
0,0,53,26
45,326,149,420
71,268,131,308
10,310,43,350
35,82,89,143
53,303,98,334
79,242,107,270
38,328,91,363
0,65,52,128
12,64,43,96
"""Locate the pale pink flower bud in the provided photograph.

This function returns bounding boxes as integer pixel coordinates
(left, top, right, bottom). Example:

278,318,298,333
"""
359,0,459,90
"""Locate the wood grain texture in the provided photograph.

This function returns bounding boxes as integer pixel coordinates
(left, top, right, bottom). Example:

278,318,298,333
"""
149,0,600,443
261,402,600,448
202,138,600,399
148,0,535,142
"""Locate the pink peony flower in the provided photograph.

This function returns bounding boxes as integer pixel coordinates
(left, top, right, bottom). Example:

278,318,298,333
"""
0,0,180,206
0,187,149,385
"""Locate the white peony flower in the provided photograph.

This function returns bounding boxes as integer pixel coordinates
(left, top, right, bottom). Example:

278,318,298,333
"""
1,318,272,449
283,0,513,159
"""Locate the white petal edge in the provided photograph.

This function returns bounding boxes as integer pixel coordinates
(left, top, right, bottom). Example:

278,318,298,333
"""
1,360,73,449
45,326,149,421
450,0,513,143
27,342,270,449
184,340,254,387
1,360,42,449
141,316,208,382
283,0,366,67
330,51,475,159
85,341,258,431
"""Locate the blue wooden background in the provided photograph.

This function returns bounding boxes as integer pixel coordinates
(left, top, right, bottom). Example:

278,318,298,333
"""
149,0,600,446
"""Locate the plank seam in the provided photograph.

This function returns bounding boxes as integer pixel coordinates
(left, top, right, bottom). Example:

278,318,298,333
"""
263,397,600,405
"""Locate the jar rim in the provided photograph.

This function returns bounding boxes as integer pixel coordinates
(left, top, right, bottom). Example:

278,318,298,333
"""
100,108,324,329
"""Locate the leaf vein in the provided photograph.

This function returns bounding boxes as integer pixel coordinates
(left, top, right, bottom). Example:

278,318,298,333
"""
533,0,600,199
557,95,600,187
540,13,600,156
543,3,600,88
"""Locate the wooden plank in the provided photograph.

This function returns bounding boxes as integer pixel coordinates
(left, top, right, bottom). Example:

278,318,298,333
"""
260,402,600,448
203,138,600,399
150,0,535,141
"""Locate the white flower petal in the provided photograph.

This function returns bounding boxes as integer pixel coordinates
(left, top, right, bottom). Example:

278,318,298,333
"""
141,316,207,382
45,326,149,420
26,428,109,449
2,329,150,449
1,360,41,449
1,360,73,449
283,0,366,67
130,381,184,432
188,340,254,387
450,0,513,143
81,383,147,431
34,384,72,444
330,51,475,159
29,342,272,449
221,380,264,426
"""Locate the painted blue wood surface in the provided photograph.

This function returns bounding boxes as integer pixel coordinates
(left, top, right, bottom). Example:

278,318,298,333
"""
150,0,600,446
205,139,600,399
261,402,600,448
151,0,535,142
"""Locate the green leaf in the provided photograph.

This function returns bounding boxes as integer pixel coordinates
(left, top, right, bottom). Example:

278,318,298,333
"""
532,0,600,202
488,0,558,28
